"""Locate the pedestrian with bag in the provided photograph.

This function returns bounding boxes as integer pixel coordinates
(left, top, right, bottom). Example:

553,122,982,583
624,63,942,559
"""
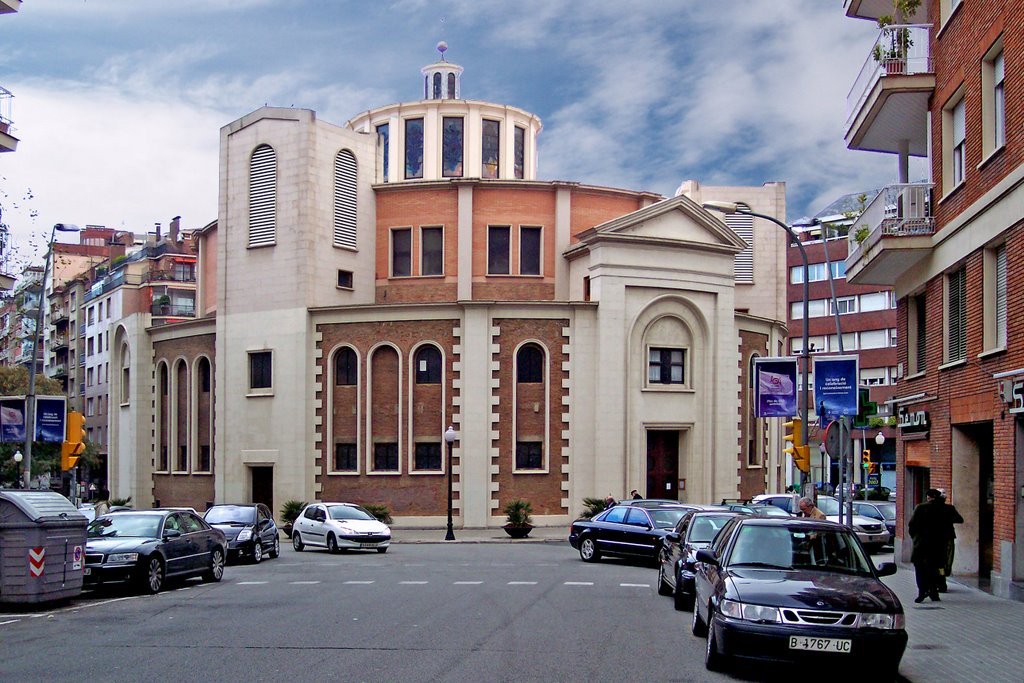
908,488,949,602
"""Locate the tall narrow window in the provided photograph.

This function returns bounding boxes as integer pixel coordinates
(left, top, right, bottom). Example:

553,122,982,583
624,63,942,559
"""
199,357,211,392
405,118,424,179
376,123,390,182
373,443,399,471
994,51,1006,149
447,73,456,99
517,344,544,383
414,442,442,471
912,293,927,374
724,207,754,283
334,443,357,472
248,144,276,247
514,126,525,179
648,347,685,385
952,99,966,187
946,267,967,362
415,345,442,384
432,72,442,99
391,228,411,277
421,226,444,276
481,120,500,179
520,226,541,275
488,226,510,274
249,351,272,390
335,347,357,386
333,150,357,249
515,442,543,470
995,245,1007,348
442,117,464,177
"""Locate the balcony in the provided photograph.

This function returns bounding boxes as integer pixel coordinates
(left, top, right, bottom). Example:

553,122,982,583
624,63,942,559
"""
51,305,70,324
151,303,196,319
53,365,68,379
145,268,196,284
846,183,935,286
0,1,23,15
845,25,934,154
844,0,928,22
0,85,17,153
51,334,69,351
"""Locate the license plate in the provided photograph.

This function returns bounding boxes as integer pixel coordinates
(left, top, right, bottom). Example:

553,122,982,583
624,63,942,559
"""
83,568,91,576
789,636,851,653
359,543,378,548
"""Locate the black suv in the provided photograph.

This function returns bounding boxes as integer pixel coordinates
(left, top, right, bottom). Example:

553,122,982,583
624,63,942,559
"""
204,503,280,564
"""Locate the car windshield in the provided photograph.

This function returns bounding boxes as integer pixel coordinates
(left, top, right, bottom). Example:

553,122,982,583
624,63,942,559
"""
205,506,256,525
688,515,735,543
728,524,873,575
647,508,687,528
88,514,162,539
327,505,376,521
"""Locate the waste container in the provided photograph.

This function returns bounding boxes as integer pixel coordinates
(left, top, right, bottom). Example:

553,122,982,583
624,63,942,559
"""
0,489,88,604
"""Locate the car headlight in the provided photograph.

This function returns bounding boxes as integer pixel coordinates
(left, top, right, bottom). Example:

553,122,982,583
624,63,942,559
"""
107,553,139,563
860,612,904,630
719,599,780,623
237,529,253,542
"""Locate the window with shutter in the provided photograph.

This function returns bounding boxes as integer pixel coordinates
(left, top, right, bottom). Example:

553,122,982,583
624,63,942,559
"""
995,245,1007,347
333,150,357,249
248,144,276,247
946,267,967,362
724,207,754,283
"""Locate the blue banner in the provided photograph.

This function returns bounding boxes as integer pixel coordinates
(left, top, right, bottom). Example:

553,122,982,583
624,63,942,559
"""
754,357,798,418
813,356,860,418
35,396,67,443
0,397,26,443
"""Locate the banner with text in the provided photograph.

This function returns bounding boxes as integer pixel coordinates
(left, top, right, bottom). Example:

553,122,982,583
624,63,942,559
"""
0,396,26,443
754,357,798,418
813,355,860,418
35,396,67,443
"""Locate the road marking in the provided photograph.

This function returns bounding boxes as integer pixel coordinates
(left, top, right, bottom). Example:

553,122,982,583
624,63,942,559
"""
290,581,321,585
508,581,537,585
620,583,649,588
237,581,268,585
399,581,428,585
0,619,20,626
344,580,374,584
453,581,482,585
564,581,593,586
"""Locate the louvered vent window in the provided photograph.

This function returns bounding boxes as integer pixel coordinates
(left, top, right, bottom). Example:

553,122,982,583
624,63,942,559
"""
947,267,967,362
724,205,754,283
248,144,277,248
333,150,357,249
995,246,1007,347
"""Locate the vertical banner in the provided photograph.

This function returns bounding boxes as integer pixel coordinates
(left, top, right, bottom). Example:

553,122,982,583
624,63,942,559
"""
753,357,798,418
813,355,860,418
35,396,68,443
0,396,26,443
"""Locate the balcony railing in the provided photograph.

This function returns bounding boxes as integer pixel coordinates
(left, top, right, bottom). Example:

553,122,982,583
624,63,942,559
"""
50,304,70,322
144,269,196,284
151,303,196,318
51,334,69,349
848,182,935,254
846,24,932,128
53,365,68,378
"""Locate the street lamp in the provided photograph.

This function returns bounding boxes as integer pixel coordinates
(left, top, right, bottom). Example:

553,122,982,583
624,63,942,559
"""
443,425,457,541
22,223,81,489
703,201,811,493
13,449,23,488
875,431,885,446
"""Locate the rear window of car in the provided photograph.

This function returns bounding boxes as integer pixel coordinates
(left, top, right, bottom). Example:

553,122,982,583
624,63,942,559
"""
688,515,734,543
327,505,376,521
205,506,256,525
648,508,687,529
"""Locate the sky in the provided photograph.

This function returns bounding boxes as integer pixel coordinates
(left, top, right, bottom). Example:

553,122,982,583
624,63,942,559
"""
0,0,917,273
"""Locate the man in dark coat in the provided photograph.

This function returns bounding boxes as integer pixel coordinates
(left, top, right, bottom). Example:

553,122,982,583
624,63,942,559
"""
908,488,954,602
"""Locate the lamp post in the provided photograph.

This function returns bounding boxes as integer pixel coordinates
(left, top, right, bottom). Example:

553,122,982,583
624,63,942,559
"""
443,425,457,541
22,223,81,489
703,201,811,494
13,449,23,488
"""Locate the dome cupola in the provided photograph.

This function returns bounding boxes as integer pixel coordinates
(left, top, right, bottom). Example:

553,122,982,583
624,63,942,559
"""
420,41,463,100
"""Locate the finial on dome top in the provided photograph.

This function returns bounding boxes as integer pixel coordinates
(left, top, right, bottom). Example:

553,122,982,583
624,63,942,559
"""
437,41,448,61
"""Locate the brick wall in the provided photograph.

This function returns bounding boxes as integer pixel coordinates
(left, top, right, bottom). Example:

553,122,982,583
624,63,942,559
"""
738,330,769,499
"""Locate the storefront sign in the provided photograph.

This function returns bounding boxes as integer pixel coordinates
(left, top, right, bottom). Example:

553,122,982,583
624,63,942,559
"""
898,407,929,433
1005,378,1024,414
753,357,798,418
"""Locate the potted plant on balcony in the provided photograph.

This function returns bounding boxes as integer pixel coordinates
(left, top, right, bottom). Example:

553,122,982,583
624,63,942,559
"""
872,0,922,74
502,498,534,539
155,294,170,315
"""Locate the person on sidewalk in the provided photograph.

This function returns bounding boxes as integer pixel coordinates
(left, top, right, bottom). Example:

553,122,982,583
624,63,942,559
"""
936,489,964,593
630,489,642,500
604,494,617,510
798,497,826,520
93,489,111,518
908,488,949,602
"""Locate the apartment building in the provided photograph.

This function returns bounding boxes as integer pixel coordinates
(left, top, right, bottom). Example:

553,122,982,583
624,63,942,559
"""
0,0,18,155
842,0,1021,598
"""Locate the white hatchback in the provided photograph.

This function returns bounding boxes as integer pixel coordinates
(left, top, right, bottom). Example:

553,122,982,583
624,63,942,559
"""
291,502,391,554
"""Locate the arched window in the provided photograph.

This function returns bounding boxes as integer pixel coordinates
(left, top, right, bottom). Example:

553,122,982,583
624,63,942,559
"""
248,144,276,247
516,344,544,383
432,72,442,99
199,357,211,393
415,345,441,384
447,72,456,98
424,75,429,99
335,347,357,386
333,150,357,249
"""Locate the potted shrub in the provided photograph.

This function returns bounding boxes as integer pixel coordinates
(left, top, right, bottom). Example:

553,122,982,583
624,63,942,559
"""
502,498,533,539
580,497,607,520
279,499,307,538
155,294,171,314
361,503,393,525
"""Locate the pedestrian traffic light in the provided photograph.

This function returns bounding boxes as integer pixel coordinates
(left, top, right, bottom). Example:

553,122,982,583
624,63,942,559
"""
61,411,86,471
783,418,811,473
862,449,872,470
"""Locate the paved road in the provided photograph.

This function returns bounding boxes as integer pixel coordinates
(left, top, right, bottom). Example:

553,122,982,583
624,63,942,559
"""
0,544,758,682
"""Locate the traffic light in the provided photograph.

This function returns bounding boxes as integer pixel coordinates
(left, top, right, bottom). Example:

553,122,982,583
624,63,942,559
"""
61,411,86,471
862,449,872,470
783,418,812,473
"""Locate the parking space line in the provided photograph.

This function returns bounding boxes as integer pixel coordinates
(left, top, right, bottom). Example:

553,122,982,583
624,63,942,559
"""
620,583,649,588
344,580,374,584
453,581,482,585
0,619,21,626
236,581,268,585
399,581,428,585
564,581,593,586
508,581,537,585
290,581,321,585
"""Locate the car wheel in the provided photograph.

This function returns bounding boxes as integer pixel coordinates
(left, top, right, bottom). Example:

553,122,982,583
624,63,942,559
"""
292,532,304,552
142,556,164,594
327,533,339,554
657,564,673,596
579,537,601,563
705,610,725,672
376,547,388,554
691,599,707,637
202,548,225,582
269,537,280,559
252,541,263,564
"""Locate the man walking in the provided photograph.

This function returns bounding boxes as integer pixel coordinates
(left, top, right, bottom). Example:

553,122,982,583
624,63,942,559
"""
908,488,949,602
936,489,964,592
798,497,826,520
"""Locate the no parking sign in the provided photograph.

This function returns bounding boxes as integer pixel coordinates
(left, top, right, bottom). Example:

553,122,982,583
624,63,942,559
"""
73,545,83,571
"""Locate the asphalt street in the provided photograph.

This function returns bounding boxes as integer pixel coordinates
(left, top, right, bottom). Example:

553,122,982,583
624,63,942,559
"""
0,543,783,683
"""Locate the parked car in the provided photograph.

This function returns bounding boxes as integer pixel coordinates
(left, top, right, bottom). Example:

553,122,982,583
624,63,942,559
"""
690,516,907,675
658,510,743,610
569,504,690,564
291,502,391,553
753,494,890,552
853,501,896,544
204,503,280,563
621,499,724,511
725,503,792,517
84,510,226,594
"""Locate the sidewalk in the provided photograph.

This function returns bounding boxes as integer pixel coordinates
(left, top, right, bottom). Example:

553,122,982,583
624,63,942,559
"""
393,527,1024,683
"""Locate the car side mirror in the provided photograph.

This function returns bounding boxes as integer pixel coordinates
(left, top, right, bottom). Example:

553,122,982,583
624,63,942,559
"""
163,529,182,540
695,548,719,567
875,562,897,577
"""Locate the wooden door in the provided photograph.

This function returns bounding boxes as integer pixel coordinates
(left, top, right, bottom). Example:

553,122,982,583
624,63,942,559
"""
646,430,680,500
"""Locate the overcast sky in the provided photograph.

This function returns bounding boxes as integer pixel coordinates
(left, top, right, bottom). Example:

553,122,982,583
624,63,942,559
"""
1,0,912,272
